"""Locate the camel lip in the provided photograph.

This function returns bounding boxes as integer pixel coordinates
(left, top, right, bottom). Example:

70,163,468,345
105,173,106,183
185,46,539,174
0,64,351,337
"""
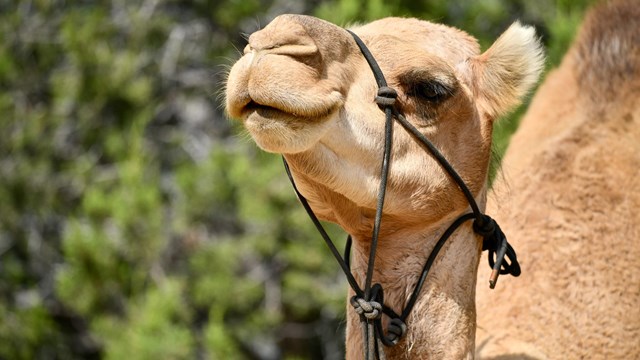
239,100,302,124
240,97,338,123
243,100,285,118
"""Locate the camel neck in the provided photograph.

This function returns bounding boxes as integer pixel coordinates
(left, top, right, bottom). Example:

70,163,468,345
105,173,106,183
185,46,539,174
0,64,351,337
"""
345,213,483,359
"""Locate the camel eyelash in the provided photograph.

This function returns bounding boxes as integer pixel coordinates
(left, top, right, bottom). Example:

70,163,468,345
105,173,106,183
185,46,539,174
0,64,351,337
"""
399,69,457,103
406,80,454,102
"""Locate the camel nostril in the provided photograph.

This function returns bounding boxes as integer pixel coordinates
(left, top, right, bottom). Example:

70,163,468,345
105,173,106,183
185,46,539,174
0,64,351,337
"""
277,44,318,57
248,17,319,57
248,40,318,58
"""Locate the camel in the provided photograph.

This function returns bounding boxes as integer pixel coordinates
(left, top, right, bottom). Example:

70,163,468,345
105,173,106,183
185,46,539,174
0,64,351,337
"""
226,13,543,359
475,0,640,358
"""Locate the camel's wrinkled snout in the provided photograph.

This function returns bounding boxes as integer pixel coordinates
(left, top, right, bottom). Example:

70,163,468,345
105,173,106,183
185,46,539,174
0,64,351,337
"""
225,15,358,154
246,16,319,57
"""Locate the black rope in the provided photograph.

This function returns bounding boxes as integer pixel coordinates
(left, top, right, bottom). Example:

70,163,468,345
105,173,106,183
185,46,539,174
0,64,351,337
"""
364,100,394,300
283,160,364,298
474,215,521,288
401,213,476,320
391,111,483,218
281,29,522,359
348,30,388,88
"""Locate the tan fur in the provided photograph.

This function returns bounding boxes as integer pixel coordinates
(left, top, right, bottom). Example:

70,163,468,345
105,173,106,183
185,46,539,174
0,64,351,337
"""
226,14,543,359
476,1,640,358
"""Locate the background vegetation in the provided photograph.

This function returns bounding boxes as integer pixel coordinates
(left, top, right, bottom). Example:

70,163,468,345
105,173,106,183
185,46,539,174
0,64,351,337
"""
0,0,595,359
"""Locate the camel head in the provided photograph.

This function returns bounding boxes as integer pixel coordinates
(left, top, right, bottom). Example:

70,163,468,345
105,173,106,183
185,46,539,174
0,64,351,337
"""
226,14,543,240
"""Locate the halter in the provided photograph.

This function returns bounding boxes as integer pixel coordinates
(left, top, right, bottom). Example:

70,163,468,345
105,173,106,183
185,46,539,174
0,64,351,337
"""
282,29,521,360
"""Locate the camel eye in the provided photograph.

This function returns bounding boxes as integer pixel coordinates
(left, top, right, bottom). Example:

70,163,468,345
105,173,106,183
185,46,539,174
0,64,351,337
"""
408,80,451,102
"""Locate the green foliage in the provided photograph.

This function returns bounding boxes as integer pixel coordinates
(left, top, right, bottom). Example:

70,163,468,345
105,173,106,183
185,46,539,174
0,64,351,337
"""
0,301,56,359
95,279,194,360
0,0,596,359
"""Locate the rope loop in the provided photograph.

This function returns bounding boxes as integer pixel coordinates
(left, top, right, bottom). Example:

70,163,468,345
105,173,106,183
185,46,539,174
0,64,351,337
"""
472,214,522,288
488,242,522,277
351,296,383,320
385,318,407,345
375,86,398,107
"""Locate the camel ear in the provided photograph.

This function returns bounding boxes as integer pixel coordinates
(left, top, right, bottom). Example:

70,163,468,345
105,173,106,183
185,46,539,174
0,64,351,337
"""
468,22,545,120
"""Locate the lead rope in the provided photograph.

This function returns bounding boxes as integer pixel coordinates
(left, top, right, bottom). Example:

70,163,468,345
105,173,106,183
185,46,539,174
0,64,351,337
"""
282,30,521,360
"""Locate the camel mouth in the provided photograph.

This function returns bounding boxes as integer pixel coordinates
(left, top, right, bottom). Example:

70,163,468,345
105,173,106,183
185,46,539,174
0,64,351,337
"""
243,100,290,119
238,95,339,154
240,96,339,124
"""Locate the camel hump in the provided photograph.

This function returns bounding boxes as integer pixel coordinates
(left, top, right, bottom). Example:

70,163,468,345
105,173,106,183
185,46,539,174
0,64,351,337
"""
573,0,640,97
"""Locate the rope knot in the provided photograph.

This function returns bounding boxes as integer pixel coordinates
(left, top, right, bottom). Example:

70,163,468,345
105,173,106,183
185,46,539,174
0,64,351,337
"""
473,215,496,239
385,318,407,345
350,296,383,320
471,214,522,288
375,86,398,107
